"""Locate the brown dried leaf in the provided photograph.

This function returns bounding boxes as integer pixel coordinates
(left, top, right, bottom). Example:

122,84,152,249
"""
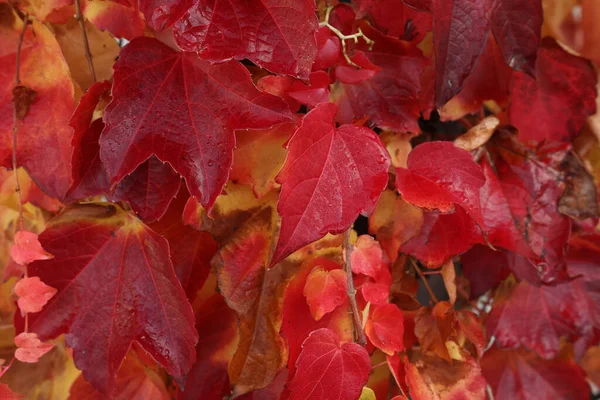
12,85,37,121
559,152,599,220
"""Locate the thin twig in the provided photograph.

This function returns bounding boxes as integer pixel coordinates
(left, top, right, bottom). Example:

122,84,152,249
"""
344,228,367,346
319,6,374,67
409,257,439,304
12,14,30,335
12,15,28,233
74,0,96,83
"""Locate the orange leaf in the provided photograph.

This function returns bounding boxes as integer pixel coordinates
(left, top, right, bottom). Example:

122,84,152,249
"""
10,231,53,266
14,332,53,363
414,301,455,362
69,352,170,400
231,123,296,198
303,267,347,321
14,276,56,314
405,351,486,400
0,9,76,198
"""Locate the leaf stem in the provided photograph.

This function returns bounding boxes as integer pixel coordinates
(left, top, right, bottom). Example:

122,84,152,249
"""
74,0,96,83
343,228,367,346
12,14,28,233
319,6,374,67
409,257,439,304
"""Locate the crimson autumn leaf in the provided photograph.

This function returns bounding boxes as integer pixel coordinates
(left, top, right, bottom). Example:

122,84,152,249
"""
0,383,21,400
27,203,197,393
281,257,352,381
353,0,432,42
0,9,75,199
485,266,600,360
479,134,572,281
257,72,331,112
480,346,591,400
364,304,405,355
149,188,217,302
401,207,483,267
396,141,485,226
428,0,489,107
439,37,512,120
332,22,428,133
100,37,293,210
487,0,542,76
177,293,238,400
168,0,319,79
65,80,111,202
271,102,390,265
508,37,597,143
286,328,370,400
110,157,181,223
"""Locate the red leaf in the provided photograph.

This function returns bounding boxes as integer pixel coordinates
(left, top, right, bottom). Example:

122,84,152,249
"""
171,0,319,79
10,231,53,266
14,332,53,363
66,80,111,202
430,0,488,107
139,0,193,31
0,383,22,400
287,328,370,400
479,138,572,281
488,0,542,75
364,304,405,355
303,267,347,321
100,37,293,210
14,276,56,314
396,142,485,226
313,26,342,71
439,36,512,121
0,15,75,198
480,347,590,400
150,189,217,302
351,235,385,279
281,257,352,380
177,293,238,400
27,204,197,393
461,245,512,298
485,276,600,358
258,72,330,112
271,103,390,265
508,38,597,142
401,207,483,267
354,0,432,42
111,156,181,223
332,22,428,132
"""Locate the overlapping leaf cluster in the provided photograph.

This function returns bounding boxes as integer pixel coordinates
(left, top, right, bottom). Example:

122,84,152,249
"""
0,0,599,398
